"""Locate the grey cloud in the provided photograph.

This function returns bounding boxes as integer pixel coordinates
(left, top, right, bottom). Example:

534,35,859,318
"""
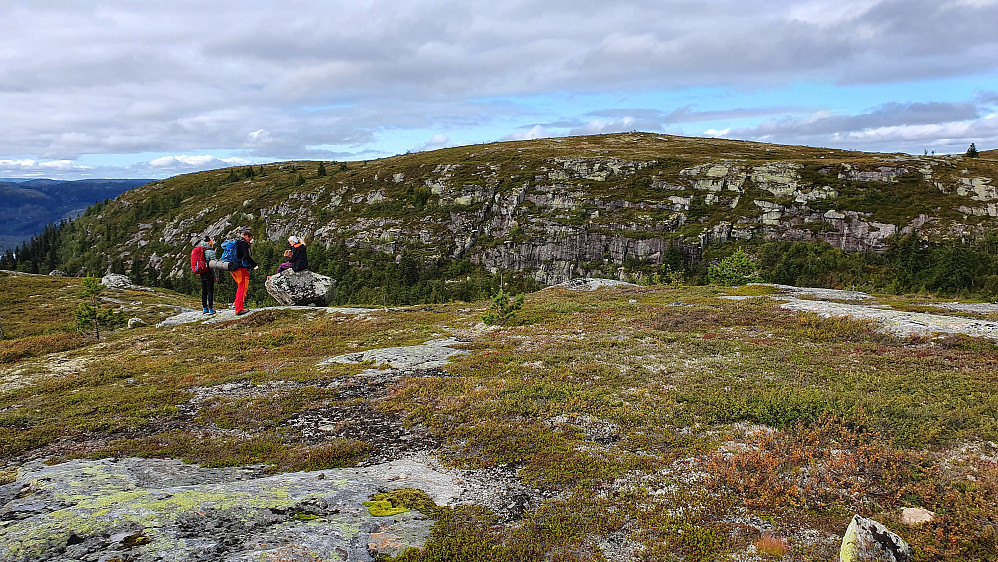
738,102,981,138
717,102,998,154
3,0,998,176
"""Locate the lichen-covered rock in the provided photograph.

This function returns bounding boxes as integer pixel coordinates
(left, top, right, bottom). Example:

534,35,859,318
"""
265,270,335,306
46,270,66,277
319,338,468,372
127,317,146,328
101,273,135,289
840,514,913,562
549,278,639,291
0,457,468,562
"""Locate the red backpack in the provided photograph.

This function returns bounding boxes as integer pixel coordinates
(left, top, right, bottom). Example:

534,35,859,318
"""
190,245,209,274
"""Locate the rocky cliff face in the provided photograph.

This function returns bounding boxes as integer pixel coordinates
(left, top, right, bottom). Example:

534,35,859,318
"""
70,133,998,284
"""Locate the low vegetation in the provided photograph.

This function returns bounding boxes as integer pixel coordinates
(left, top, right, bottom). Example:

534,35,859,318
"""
2,272,997,560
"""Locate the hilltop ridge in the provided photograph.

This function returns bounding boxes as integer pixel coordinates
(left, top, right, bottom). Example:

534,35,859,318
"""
6,133,998,303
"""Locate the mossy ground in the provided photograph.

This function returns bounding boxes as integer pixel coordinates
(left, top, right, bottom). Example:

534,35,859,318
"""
2,275,997,560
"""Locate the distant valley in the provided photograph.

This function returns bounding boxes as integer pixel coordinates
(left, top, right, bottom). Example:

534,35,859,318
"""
0,178,153,252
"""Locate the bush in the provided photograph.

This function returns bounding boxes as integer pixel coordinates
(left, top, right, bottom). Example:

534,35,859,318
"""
708,248,763,286
482,288,524,325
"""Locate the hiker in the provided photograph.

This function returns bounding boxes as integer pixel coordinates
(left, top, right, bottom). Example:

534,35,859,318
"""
270,236,308,278
231,228,258,315
194,236,217,314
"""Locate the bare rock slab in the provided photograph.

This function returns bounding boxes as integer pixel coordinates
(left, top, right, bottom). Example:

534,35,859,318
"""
319,338,469,372
0,457,466,562
840,514,913,562
265,270,335,306
549,277,640,291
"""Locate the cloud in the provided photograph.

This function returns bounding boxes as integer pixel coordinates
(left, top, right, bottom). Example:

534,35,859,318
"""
0,159,95,179
501,125,552,141
715,102,998,153
147,154,251,170
2,1,998,177
412,134,452,152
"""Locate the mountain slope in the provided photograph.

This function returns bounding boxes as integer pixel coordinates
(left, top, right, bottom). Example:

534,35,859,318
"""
9,133,998,299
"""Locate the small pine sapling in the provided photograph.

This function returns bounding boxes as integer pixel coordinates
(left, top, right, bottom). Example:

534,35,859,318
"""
74,276,124,339
482,287,524,325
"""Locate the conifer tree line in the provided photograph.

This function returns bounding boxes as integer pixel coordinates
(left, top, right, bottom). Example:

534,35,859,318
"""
3,187,998,303
5,218,998,303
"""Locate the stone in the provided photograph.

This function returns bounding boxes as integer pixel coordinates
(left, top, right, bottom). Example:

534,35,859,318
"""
840,514,912,562
550,277,640,291
0,457,467,562
126,317,146,329
265,270,335,306
47,270,67,277
900,507,935,526
100,273,135,290
319,338,468,371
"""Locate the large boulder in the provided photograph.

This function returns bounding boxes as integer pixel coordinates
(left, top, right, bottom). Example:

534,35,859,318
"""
265,270,334,306
100,273,135,290
840,514,913,562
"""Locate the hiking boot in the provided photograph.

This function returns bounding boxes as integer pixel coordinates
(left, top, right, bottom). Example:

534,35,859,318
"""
202,307,209,314
235,309,249,315
208,309,216,315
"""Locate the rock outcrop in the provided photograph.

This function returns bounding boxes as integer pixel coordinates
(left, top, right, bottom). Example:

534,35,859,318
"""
265,270,335,306
0,456,474,562
840,514,913,562
100,273,135,289
319,337,468,372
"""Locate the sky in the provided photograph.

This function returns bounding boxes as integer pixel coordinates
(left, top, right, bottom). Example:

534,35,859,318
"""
1,0,997,180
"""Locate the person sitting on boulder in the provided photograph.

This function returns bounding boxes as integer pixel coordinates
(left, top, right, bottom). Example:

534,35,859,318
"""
269,236,308,278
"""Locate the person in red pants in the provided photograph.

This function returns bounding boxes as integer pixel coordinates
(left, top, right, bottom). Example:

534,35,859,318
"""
231,227,258,315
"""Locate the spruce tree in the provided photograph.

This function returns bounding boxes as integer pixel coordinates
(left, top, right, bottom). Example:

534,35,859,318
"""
317,162,327,177
966,143,980,158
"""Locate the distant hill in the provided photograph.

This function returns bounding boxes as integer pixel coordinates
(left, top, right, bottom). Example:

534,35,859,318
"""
0,178,152,252
5,133,998,302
